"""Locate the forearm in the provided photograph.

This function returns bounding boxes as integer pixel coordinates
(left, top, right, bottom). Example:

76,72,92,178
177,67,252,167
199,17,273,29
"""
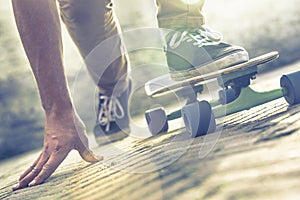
12,0,73,115
11,0,102,191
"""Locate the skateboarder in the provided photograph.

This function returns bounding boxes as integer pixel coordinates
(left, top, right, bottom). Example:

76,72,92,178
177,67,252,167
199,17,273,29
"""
12,0,248,190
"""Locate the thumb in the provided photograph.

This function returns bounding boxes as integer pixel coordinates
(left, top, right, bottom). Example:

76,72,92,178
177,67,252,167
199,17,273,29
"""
79,148,103,163
75,135,103,163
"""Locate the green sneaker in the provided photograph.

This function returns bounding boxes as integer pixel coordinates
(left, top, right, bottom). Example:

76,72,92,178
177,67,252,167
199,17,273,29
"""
165,26,249,81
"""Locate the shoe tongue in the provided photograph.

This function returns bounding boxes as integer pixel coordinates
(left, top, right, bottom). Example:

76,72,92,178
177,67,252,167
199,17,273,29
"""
175,27,197,34
166,28,196,42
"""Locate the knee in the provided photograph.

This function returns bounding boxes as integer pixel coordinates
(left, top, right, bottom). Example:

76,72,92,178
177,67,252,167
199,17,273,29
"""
58,0,112,24
58,0,87,24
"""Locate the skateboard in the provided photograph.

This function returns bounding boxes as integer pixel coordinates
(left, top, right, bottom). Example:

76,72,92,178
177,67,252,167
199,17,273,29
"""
144,51,300,137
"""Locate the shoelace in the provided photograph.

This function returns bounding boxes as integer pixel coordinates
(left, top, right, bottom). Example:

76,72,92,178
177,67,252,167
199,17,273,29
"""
168,26,223,49
97,95,125,132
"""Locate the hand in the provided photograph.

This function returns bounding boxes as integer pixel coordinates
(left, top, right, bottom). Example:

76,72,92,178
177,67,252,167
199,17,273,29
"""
12,110,103,190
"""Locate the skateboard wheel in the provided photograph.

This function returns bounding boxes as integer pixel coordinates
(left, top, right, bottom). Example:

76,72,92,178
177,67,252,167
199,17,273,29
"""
182,101,216,138
145,107,168,135
281,71,300,105
218,88,236,105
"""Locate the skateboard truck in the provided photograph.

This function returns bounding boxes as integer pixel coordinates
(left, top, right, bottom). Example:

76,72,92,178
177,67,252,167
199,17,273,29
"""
212,64,284,118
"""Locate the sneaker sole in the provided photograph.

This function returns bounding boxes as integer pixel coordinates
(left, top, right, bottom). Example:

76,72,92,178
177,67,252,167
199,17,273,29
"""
169,50,249,81
95,128,130,146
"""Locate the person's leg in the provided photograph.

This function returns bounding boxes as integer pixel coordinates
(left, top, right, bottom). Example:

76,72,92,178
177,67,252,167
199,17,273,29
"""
156,0,206,29
11,0,101,190
58,0,128,96
156,0,249,81
58,0,130,144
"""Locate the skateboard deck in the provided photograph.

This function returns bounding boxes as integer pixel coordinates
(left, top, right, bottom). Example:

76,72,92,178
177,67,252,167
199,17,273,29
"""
145,51,279,97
